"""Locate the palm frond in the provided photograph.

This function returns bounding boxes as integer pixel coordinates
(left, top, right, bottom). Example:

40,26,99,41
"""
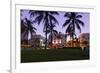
75,21,81,33
53,30,58,35
34,15,43,24
62,19,71,27
65,24,72,33
64,13,70,17
29,10,35,17
76,15,82,18
49,15,59,25
76,19,84,26
49,11,59,15
46,30,51,34
31,29,36,33
29,10,44,17
32,26,37,30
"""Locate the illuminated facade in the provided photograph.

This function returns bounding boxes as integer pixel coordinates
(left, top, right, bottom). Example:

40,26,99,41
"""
48,33,66,48
79,33,89,49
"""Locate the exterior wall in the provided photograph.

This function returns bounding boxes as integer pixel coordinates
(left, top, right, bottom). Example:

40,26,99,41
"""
79,33,89,49
29,37,45,49
66,33,89,48
21,33,90,49
66,40,80,47
21,34,45,49
51,39,62,48
48,33,67,48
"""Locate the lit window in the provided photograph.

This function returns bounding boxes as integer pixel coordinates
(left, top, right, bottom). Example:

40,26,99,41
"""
59,39,61,43
40,39,43,42
52,40,54,44
56,40,58,44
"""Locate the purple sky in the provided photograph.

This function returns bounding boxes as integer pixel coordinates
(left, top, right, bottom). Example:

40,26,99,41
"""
21,10,89,38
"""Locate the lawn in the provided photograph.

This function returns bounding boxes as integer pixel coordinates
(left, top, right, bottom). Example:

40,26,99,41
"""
21,48,89,63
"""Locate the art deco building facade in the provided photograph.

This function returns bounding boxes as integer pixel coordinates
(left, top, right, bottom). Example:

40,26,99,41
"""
79,33,89,48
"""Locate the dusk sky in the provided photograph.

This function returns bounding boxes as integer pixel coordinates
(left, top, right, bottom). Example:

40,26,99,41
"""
21,10,89,39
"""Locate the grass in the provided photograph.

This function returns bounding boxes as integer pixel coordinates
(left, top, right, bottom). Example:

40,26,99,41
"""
21,48,89,63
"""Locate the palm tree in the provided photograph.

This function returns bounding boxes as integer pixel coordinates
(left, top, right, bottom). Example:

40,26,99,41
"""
21,19,27,44
29,10,59,49
22,18,37,44
63,12,84,47
47,24,58,47
21,19,26,34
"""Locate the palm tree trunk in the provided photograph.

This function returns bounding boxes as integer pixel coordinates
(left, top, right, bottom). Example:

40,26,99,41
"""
70,35,72,47
45,29,47,49
66,34,67,47
72,20,75,47
26,32,29,45
50,19,53,48
44,12,48,50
